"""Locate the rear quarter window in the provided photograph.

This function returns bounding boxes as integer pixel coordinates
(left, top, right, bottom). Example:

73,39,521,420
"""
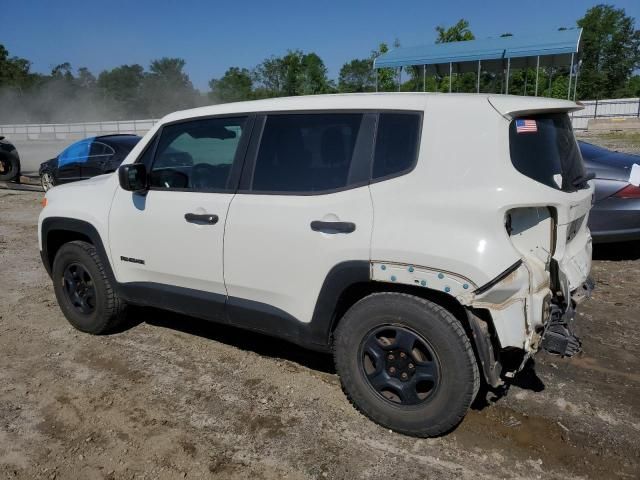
372,113,421,180
509,113,586,192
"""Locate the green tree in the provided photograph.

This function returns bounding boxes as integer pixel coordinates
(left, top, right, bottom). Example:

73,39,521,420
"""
142,57,199,116
623,75,640,96
253,56,284,96
403,65,441,92
338,58,375,92
435,19,475,43
577,4,640,99
208,67,253,103
371,42,396,91
77,67,96,89
299,52,330,94
429,21,475,92
51,62,74,80
97,64,146,116
254,50,330,97
0,44,32,89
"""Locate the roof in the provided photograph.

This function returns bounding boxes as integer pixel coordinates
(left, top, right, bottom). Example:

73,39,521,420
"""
162,93,580,123
96,134,141,145
374,29,582,71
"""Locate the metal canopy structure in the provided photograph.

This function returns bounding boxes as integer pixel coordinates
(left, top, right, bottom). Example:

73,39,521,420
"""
373,29,583,99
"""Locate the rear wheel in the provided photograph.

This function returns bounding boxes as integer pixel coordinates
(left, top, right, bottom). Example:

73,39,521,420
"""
52,241,127,334
333,292,479,437
0,152,20,182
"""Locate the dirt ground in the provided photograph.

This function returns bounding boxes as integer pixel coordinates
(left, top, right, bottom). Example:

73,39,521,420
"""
1,158,640,478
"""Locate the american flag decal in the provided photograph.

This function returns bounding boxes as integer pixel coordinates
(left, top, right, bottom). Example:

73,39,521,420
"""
516,119,537,133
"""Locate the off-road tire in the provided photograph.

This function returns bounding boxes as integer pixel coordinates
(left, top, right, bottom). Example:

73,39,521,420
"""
52,240,127,334
333,292,479,437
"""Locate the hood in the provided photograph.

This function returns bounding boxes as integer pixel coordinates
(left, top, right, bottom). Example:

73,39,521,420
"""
39,158,58,172
579,141,640,182
48,172,113,195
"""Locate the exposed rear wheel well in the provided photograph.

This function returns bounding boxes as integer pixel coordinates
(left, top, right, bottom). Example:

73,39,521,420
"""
331,281,470,335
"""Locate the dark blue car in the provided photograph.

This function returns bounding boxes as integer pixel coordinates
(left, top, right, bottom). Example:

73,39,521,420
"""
580,141,640,243
39,134,140,191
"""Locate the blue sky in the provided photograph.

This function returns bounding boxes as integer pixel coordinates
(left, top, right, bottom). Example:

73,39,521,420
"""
3,0,639,90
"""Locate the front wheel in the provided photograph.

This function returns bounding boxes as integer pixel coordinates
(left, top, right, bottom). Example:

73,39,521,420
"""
333,292,479,437
41,171,55,191
52,241,127,334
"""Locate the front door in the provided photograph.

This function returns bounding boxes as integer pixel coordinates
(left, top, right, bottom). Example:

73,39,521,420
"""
56,139,91,183
224,112,375,330
108,115,251,320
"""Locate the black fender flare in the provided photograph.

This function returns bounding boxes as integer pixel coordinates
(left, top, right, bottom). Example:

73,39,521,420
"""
308,260,371,347
40,217,116,284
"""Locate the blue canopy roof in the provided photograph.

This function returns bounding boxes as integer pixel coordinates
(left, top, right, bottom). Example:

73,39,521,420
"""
374,29,582,69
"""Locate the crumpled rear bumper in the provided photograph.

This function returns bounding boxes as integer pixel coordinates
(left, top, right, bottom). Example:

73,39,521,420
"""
540,276,594,357
467,250,593,357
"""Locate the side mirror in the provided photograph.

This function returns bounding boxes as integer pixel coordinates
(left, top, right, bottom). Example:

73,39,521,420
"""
118,163,148,193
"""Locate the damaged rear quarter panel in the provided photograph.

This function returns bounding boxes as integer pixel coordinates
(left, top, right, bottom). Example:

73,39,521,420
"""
368,96,593,352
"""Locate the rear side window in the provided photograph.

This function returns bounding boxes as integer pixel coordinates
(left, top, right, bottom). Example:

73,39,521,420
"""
372,113,421,180
509,114,587,192
89,141,115,157
251,113,364,193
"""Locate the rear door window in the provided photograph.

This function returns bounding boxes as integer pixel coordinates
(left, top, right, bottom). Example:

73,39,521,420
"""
251,113,365,193
89,141,115,158
509,114,587,192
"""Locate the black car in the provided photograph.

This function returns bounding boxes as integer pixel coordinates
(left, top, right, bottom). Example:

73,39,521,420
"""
39,134,141,191
0,136,21,182
580,140,640,243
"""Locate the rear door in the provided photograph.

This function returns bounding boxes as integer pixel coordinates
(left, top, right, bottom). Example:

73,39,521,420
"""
82,141,116,178
109,115,252,320
223,112,375,330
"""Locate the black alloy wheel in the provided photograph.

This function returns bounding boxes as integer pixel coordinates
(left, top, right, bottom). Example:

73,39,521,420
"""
62,263,97,314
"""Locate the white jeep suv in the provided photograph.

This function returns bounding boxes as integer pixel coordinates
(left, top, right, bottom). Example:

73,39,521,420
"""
39,93,594,437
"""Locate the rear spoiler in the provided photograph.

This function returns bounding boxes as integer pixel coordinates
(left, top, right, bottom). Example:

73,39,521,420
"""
488,96,583,120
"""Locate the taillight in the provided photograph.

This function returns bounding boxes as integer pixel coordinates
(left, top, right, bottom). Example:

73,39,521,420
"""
614,184,640,199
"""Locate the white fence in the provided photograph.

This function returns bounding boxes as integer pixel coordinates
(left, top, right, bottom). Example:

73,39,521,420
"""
1,98,639,139
571,98,640,130
0,119,158,141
